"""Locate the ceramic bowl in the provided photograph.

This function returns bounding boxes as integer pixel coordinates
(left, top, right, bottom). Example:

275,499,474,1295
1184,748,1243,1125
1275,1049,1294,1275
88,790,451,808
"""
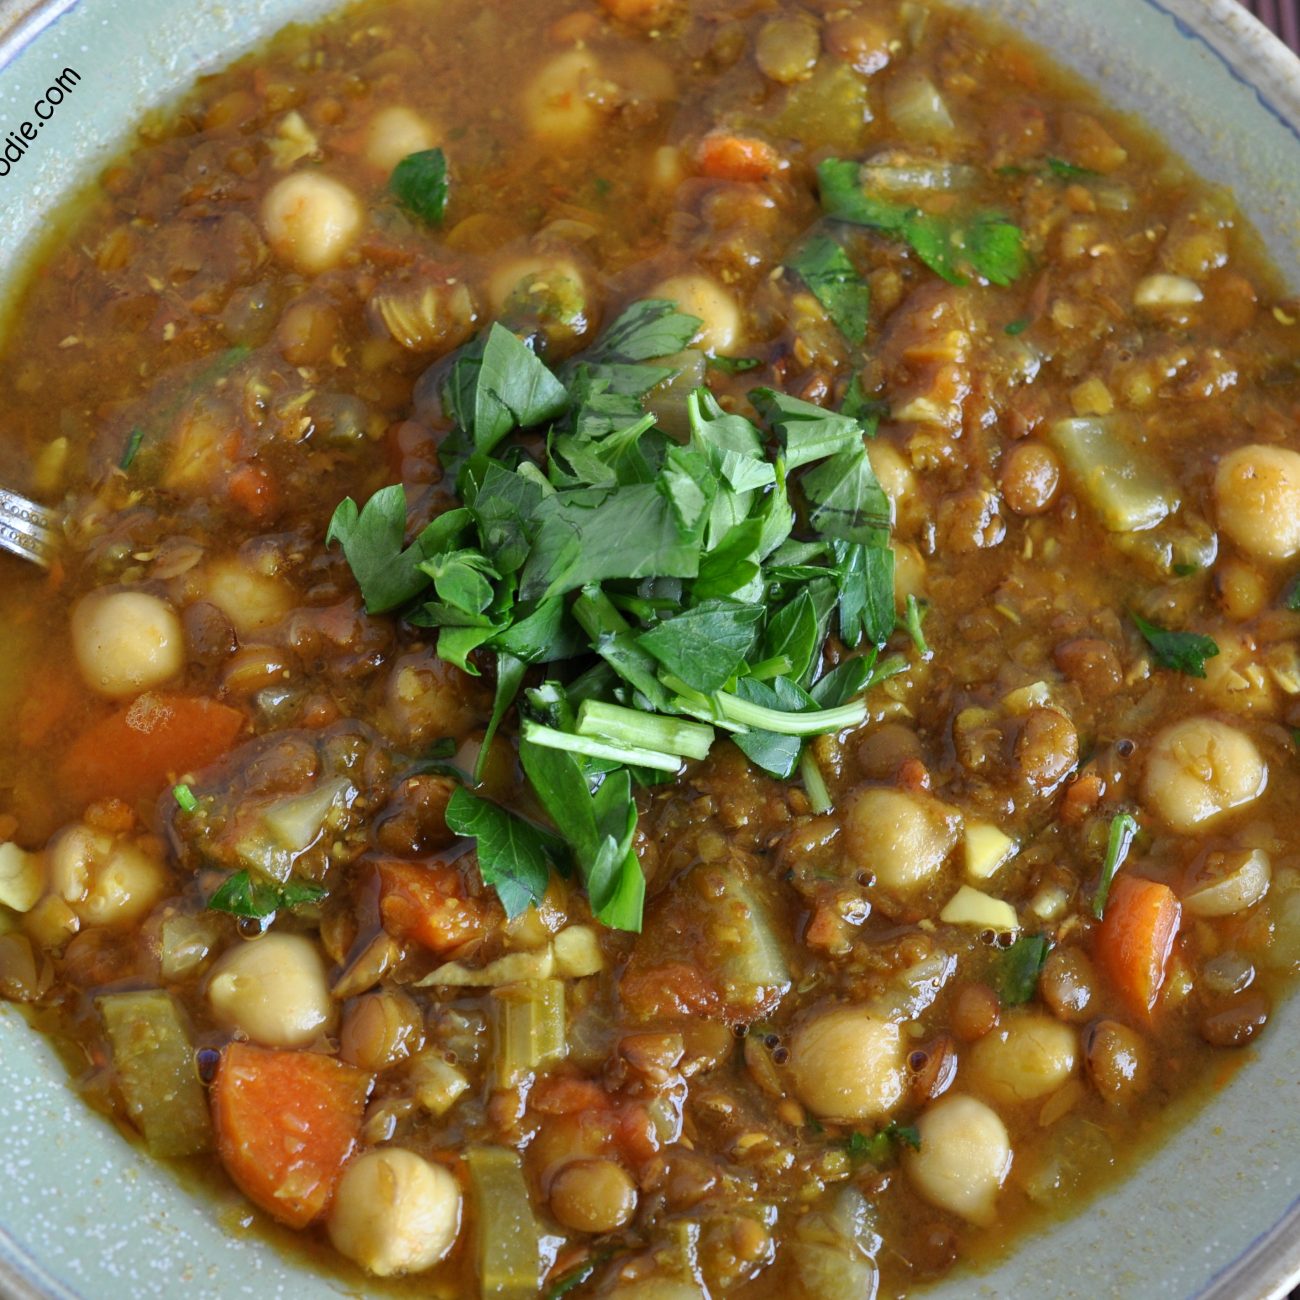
0,0,1297,1296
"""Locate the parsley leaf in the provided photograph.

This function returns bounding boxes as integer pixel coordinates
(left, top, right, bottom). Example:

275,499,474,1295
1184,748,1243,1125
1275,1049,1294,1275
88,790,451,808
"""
208,871,326,919
389,147,449,224
1092,812,1139,920
790,234,870,345
444,788,554,919
844,1121,922,1164
708,355,763,374
639,600,765,694
998,933,1052,1004
1046,156,1099,180
1131,612,1220,678
817,157,1027,287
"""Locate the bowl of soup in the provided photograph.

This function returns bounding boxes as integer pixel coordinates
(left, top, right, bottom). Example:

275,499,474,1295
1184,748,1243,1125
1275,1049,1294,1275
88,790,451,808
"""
0,0,1297,1297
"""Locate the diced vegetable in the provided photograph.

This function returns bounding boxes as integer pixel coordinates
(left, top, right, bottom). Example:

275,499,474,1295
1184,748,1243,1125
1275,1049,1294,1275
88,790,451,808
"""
419,946,556,987
234,777,356,883
409,1051,471,1116
211,1043,371,1228
1182,848,1271,917
789,1187,882,1300
99,990,212,1158
706,864,791,1007
61,696,245,805
963,821,1017,881
494,978,567,1087
1094,874,1181,1018
553,925,605,977
884,70,955,144
158,911,225,981
0,843,42,913
1046,417,1179,533
466,1146,541,1300
940,885,1019,932
376,859,499,955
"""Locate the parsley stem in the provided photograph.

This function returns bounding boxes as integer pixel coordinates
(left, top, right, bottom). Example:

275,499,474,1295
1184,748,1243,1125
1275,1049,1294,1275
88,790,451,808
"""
1091,812,1139,919
799,748,833,814
715,693,868,736
520,720,683,773
576,700,714,761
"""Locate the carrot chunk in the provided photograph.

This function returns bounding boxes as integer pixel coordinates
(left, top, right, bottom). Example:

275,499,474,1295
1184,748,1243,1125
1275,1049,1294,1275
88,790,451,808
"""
376,859,501,955
1095,874,1182,1019
212,1043,371,1228
695,130,783,182
60,694,245,806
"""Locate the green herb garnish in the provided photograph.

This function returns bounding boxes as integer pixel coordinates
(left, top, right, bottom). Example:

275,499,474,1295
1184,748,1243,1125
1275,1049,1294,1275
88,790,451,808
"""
327,300,902,931
902,593,931,657
790,234,870,345
708,354,763,374
208,871,327,919
1004,318,1030,336
389,147,449,225
1092,812,1139,920
818,157,1027,287
172,783,199,814
998,933,1052,1004
844,1121,922,1164
119,428,144,471
1131,612,1219,678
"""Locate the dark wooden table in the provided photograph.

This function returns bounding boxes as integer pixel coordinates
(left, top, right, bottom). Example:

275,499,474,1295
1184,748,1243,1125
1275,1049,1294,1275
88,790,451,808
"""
1241,0,1300,48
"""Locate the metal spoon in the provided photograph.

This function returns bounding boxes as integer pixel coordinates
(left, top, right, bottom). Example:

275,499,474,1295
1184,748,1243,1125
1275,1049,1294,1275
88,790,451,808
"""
0,486,59,568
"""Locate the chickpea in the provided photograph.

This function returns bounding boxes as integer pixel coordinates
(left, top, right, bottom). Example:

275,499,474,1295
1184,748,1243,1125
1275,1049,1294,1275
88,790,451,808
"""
328,1149,461,1276
207,932,336,1049
365,106,437,173
1215,559,1269,622
1142,716,1267,833
549,1158,638,1233
867,441,916,528
1039,947,1095,1022
1214,444,1300,561
790,1005,905,1123
487,255,595,356
967,1012,1077,1105
841,786,959,895
1000,442,1061,516
1195,630,1274,715
341,991,424,1072
71,590,185,698
524,50,600,146
46,824,166,928
650,274,741,354
275,298,339,366
199,557,295,637
1084,1019,1150,1105
904,1094,1012,1226
261,172,363,275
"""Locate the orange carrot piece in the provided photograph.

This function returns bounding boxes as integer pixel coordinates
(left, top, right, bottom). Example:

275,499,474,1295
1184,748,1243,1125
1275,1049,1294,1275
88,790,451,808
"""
227,463,280,522
1095,874,1182,1019
60,694,245,805
376,859,500,955
695,131,782,183
212,1044,371,1229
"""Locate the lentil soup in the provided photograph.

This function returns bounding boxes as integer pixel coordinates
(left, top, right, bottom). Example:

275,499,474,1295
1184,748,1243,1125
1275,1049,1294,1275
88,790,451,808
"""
0,0,1298,1296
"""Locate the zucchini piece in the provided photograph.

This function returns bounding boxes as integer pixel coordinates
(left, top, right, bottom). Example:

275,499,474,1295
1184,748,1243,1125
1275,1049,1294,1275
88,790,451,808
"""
1047,417,1179,532
465,1146,541,1300
98,990,212,1158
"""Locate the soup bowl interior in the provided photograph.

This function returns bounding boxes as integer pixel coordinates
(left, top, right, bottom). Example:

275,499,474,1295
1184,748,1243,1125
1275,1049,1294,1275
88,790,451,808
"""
0,0,1297,1296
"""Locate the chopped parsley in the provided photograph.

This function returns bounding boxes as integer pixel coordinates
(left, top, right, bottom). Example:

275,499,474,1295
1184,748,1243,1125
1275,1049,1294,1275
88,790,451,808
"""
844,1121,922,1164
1091,812,1139,920
207,871,327,920
1283,574,1300,611
1131,612,1220,678
998,933,1052,1004
790,234,871,345
172,783,199,814
118,428,144,471
389,147,449,225
327,299,902,931
1004,318,1030,336
818,157,1028,287
708,354,763,374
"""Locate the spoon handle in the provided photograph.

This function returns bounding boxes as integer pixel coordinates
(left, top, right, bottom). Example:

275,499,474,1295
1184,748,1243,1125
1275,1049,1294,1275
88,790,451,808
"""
0,486,60,569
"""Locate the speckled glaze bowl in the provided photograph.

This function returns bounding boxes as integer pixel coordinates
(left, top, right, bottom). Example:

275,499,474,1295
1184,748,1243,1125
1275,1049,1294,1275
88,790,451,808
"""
0,0,1297,1296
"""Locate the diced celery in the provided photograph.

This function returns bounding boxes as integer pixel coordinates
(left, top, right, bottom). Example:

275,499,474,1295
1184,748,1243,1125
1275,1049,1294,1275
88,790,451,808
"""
940,885,1019,932
466,1146,541,1300
98,990,212,1158
884,70,955,144
493,979,566,1088
234,777,356,882
409,1051,470,1117
1047,417,1179,533
770,63,873,154
576,699,714,761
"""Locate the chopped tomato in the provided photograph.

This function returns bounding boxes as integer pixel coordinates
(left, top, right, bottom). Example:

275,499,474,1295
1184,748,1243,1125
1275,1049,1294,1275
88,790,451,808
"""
1095,874,1182,1019
60,695,245,806
211,1044,371,1229
376,858,501,954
